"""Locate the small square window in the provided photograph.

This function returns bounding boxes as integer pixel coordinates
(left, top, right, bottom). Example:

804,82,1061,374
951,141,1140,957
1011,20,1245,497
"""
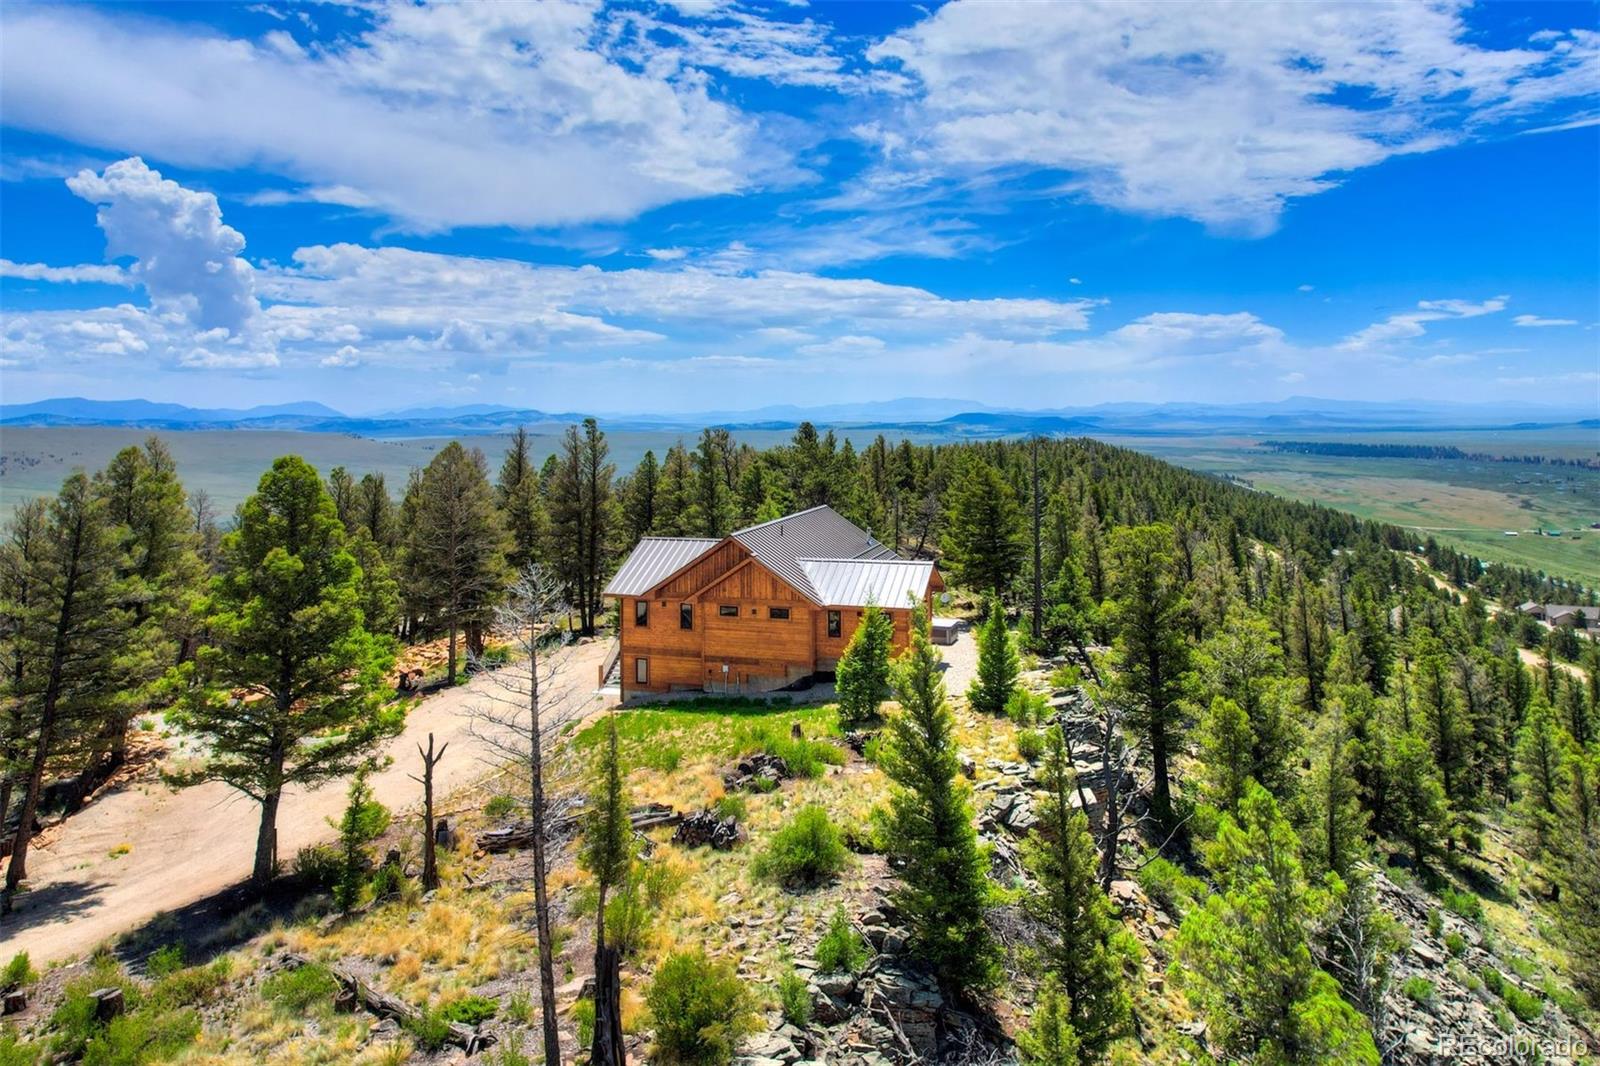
634,657,649,684
769,606,790,620
634,600,649,626
827,610,841,638
680,603,694,630
719,604,739,617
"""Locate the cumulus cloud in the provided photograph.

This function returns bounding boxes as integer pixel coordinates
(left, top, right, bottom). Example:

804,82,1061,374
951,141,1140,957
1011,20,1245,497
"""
0,2,786,232
66,158,260,334
866,2,1600,233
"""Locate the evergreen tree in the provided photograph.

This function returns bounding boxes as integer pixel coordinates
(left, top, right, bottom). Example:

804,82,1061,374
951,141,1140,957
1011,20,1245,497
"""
835,601,894,729
1017,975,1082,1066
0,498,48,835
325,465,358,532
355,472,398,552
622,449,660,541
412,442,508,681
547,419,616,635
580,714,632,1066
941,456,1024,595
497,426,548,570
1297,699,1368,880
967,596,1019,716
170,456,401,890
348,527,399,637
1194,696,1253,814
654,444,695,536
1197,608,1296,799
1512,695,1566,855
882,606,998,993
691,427,736,538
1105,524,1190,829
332,764,389,913
1386,732,1449,869
1173,783,1379,1065
2,475,134,911
1023,727,1133,1061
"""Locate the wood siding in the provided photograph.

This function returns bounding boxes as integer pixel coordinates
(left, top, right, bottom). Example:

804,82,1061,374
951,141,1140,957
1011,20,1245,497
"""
616,546,941,700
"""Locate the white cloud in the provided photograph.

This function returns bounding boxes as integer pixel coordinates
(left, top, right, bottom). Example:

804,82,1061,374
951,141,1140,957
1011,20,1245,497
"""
321,345,362,368
1513,313,1579,327
867,3,1600,233
0,259,130,285
66,158,260,334
645,247,689,261
1340,295,1508,350
1298,284,1315,293
0,2,787,232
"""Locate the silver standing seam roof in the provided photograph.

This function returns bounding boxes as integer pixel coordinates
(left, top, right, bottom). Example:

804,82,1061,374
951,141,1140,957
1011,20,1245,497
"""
603,505,932,606
602,536,720,596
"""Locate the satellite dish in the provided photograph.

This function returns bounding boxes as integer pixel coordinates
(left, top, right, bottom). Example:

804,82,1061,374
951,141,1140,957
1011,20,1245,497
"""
939,592,951,605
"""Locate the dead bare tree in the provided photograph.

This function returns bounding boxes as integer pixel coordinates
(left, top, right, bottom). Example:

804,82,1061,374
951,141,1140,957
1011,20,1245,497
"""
469,564,595,1066
409,733,448,892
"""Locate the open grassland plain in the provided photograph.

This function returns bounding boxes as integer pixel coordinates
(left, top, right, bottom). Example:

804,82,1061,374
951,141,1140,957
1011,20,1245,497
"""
1114,428,1600,585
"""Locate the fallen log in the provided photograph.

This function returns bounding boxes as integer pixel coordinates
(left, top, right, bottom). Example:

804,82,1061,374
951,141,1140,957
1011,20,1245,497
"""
477,803,679,853
277,952,495,1055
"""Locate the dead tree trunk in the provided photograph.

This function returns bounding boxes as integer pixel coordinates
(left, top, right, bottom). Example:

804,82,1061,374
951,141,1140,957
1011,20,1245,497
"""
410,733,448,892
1031,437,1043,643
591,944,625,1066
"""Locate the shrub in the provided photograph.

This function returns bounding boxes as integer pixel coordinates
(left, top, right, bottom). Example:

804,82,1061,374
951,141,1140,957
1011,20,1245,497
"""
1402,976,1435,1005
815,908,868,974
1426,908,1443,939
1444,932,1467,958
1,953,35,992
754,806,849,886
1501,981,1544,1023
1136,857,1206,919
1005,689,1048,728
776,968,811,1027
1440,887,1483,925
405,1006,454,1052
440,995,498,1026
492,1043,532,1066
758,733,844,780
149,960,231,1011
573,998,595,1047
1015,729,1045,762
505,989,534,1025
145,944,185,979
646,950,755,1066
292,845,342,890
262,963,340,1012
484,794,519,821
1048,664,1081,691
81,1007,200,1066
369,860,408,903
712,794,747,822
50,960,137,1059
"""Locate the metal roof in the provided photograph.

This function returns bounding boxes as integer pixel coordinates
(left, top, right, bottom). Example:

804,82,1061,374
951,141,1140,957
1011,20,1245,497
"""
799,558,936,608
732,505,898,603
603,536,720,596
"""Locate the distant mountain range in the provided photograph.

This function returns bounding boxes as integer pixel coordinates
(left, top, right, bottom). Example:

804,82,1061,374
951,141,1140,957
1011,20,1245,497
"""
1,395,1593,440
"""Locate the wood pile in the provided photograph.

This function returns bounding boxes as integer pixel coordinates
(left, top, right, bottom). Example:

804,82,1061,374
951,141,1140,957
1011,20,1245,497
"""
476,803,680,853
670,810,742,850
277,953,496,1055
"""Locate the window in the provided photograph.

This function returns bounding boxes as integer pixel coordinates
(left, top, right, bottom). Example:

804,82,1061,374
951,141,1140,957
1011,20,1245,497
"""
719,604,739,618
827,610,841,638
769,606,790,620
634,600,649,627
634,657,649,684
680,603,694,630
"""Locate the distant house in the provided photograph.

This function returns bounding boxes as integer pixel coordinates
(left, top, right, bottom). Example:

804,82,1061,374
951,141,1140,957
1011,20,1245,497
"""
1517,602,1599,629
603,505,944,700
1517,602,1545,619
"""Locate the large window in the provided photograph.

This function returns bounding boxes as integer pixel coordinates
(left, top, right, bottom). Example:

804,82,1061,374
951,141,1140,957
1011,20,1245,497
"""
769,606,790,620
634,600,649,627
719,604,739,617
680,603,694,630
634,657,649,684
827,610,841,638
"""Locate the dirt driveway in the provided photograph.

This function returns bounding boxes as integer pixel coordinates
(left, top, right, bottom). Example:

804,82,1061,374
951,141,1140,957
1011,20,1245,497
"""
2,638,613,965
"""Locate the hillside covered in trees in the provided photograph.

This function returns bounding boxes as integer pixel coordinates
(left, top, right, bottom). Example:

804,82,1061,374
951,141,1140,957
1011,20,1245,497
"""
2,422,1597,1066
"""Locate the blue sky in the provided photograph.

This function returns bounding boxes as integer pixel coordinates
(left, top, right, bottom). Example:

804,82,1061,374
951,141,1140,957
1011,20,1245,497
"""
1,0,1597,414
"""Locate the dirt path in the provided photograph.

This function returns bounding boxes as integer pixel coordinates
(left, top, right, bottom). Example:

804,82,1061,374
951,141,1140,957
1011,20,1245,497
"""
2,638,614,965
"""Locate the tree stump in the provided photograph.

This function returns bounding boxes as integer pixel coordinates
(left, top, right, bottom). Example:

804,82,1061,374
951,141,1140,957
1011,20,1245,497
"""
2,991,26,1016
91,987,124,1022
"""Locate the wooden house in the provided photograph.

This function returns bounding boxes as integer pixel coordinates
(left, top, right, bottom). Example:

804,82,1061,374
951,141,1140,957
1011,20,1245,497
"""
603,505,944,700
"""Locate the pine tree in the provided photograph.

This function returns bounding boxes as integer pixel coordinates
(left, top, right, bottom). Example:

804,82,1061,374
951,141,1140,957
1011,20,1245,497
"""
1105,524,1190,829
332,764,389,913
882,606,998,993
580,714,632,1066
967,596,1019,716
1512,695,1566,855
1194,696,1253,814
170,456,401,890
0,498,48,835
1173,783,1379,1065
497,426,548,570
1298,699,1368,880
355,472,398,552
1017,975,1082,1066
1023,727,1132,1061
691,427,736,538
412,442,507,681
835,601,894,729
2,475,134,911
622,449,660,540
546,419,616,635
1387,731,1449,870
941,455,1024,595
